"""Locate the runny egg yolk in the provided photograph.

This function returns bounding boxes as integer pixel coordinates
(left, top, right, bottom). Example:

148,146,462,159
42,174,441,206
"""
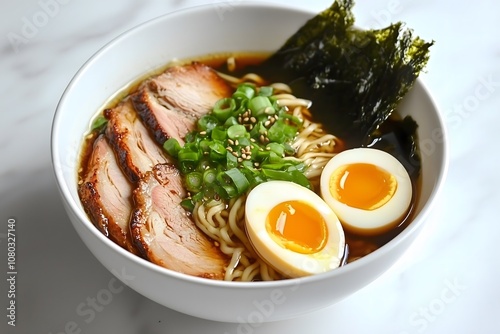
265,200,328,254
330,163,397,210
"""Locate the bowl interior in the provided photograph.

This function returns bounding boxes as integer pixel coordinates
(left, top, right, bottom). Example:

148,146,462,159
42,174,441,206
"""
51,2,447,322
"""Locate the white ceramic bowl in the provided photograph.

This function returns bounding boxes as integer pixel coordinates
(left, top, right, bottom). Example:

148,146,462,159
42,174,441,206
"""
51,2,447,323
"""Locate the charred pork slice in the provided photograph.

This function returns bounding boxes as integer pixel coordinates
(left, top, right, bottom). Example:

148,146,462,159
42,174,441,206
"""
78,135,138,255
105,99,171,183
131,62,233,146
131,164,227,279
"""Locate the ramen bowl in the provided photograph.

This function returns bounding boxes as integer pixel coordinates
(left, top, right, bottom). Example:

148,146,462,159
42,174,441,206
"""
51,2,447,323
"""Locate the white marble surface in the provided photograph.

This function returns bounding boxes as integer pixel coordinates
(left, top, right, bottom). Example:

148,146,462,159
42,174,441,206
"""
1,0,499,333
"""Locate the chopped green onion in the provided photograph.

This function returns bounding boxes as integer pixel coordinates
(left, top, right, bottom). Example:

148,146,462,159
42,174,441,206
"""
267,121,298,142
178,150,200,162
258,86,273,97
91,115,107,131
289,170,312,189
261,168,292,181
198,115,219,132
184,131,197,143
261,169,310,188
213,98,236,122
203,169,217,185
260,163,288,170
233,83,256,100
170,82,311,208
222,185,237,198
197,158,212,171
211,127,227,141
180,198,195,211
224,116,239,127
279,112,303,126
209,142,227,160
249,121,266,138
163,138,181,157
191,191,204,203
240,160,256,172
268,151,284,164
236,136,251,147
225,168,250,194
179,161,196,174
227,124,246,139
248,96,273,117
288,162,307,173
226,151,238,169
185,172,203,192
283,142,295,155
266,142,285,156
199,139,211,153
251,174,267,187
256,150,271,160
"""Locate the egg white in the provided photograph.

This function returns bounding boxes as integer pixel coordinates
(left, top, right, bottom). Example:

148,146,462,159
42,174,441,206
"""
245,181,345,278
320,148,413,235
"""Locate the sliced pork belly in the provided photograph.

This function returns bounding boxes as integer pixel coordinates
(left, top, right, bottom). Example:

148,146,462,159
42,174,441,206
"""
131,86,194,147
105,99,171,183
78,135,138,254
131,62,233,146
131,163,227,279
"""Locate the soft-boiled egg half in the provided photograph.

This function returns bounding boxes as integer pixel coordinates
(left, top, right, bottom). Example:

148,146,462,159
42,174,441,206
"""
245,181,345,278
320,147,413,235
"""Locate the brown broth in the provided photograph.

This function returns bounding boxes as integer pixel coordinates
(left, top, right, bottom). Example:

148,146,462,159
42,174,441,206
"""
79,52,421,265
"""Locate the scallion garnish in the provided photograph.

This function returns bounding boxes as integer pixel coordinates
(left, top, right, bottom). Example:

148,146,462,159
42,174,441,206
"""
164,82,309,208
213,98,236,122
91,115,107,131
227,124,246,139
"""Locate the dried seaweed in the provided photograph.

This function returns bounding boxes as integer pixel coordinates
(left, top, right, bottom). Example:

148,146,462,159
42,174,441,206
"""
263,0,433,177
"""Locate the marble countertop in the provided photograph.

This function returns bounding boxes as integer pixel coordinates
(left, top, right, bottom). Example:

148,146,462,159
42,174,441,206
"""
1,0,499,333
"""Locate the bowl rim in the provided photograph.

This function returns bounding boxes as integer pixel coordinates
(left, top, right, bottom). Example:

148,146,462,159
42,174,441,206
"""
51,1,449,289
